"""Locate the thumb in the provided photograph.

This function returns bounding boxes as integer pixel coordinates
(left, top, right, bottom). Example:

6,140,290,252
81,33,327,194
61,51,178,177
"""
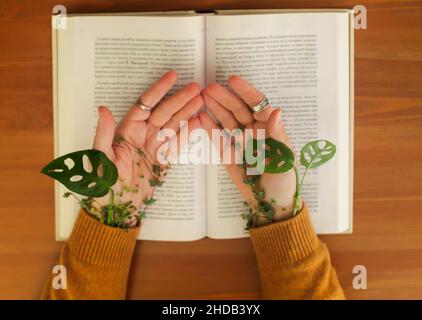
267,109,292,148
93,106,115,156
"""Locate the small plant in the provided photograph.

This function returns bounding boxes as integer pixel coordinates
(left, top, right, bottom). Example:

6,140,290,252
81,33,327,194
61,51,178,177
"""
242,138,336,229
41,134,335,230
41,149,118,197
41,145,164,228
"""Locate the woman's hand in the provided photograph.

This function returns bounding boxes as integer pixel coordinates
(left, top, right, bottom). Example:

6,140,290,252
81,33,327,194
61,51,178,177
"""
92,71,203,225
198,75,300,223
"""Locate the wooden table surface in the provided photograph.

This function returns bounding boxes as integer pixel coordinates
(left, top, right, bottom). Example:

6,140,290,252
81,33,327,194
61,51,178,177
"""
0,0,421,300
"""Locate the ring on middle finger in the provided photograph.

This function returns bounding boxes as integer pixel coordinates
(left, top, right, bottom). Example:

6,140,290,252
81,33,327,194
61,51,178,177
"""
248,95,270,114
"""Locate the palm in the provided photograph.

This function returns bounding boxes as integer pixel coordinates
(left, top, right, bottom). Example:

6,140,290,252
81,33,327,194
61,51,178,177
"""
198,75,297,221
244,120,297,214
107,121,156,209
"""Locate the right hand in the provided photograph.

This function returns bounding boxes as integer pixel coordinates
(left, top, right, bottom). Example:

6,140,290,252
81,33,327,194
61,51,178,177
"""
198,75,300,224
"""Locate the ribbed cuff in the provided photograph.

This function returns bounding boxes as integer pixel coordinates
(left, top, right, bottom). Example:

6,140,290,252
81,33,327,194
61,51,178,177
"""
250,206,319,267
67,209,140,268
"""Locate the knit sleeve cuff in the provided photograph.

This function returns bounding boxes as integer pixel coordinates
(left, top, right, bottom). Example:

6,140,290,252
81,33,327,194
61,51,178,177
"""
249,206,319,268
67,209,140,268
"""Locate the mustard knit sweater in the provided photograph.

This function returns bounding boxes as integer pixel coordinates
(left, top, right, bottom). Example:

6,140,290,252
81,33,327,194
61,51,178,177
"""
41,206,345,300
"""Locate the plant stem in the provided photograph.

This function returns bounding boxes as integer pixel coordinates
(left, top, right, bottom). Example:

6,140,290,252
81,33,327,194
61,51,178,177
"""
142,158,157,179
107,189,114,225
118,136,156,164
67,192,81,203
292,165,309,216
292,166,300,216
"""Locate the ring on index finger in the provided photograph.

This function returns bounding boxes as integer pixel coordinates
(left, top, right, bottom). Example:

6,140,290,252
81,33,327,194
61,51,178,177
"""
136,96,154,111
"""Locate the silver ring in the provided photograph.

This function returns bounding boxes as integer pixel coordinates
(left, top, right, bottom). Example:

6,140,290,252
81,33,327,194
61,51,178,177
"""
136,96,153,111
249,96,270,113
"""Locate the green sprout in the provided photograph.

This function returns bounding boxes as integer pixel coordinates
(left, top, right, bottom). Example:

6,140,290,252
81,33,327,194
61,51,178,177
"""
241,138,336,229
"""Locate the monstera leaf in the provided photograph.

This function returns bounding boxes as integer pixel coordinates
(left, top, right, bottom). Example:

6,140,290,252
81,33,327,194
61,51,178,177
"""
41,149,118,197
247,138,295,174
300,140,336,169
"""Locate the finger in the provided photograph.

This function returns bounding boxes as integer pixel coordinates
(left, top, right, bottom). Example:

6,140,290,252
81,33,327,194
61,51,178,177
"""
148,94,204,153
228,75,274,122
267,109,292,149
198,111,232,162
198,110,230,154
198,111,220,137
205,82,254,125
142,70,178,108
93,106,115,159
148,82,201,128
198,111,254,201
198,111,225,151
203,92,239,131
198,111,239,168
124,70,178,122
162,94,204,135
174,117,201,152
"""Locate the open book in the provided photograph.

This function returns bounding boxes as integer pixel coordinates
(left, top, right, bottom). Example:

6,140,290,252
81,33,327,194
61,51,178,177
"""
52,9,354,241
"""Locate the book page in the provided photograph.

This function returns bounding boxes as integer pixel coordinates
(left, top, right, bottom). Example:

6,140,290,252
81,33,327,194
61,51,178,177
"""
205,13,351,237
55,15,206,241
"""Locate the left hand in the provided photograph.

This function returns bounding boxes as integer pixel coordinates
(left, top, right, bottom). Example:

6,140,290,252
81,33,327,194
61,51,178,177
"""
198,75,300,223
92,71,203,224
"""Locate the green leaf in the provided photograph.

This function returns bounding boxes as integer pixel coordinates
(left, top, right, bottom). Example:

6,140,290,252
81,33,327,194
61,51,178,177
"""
243,176,259,185
41,149,118,197
300,140,336,169
152,164,162,176
148,178,163,187
260,200,275,219
143,196,157,206
247,138,295,174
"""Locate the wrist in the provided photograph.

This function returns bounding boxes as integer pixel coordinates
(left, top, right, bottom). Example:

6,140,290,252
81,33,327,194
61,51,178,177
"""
87,194,141,229
273,198,303,221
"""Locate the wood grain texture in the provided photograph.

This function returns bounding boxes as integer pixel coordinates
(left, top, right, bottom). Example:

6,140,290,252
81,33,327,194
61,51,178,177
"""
0,0,421,300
